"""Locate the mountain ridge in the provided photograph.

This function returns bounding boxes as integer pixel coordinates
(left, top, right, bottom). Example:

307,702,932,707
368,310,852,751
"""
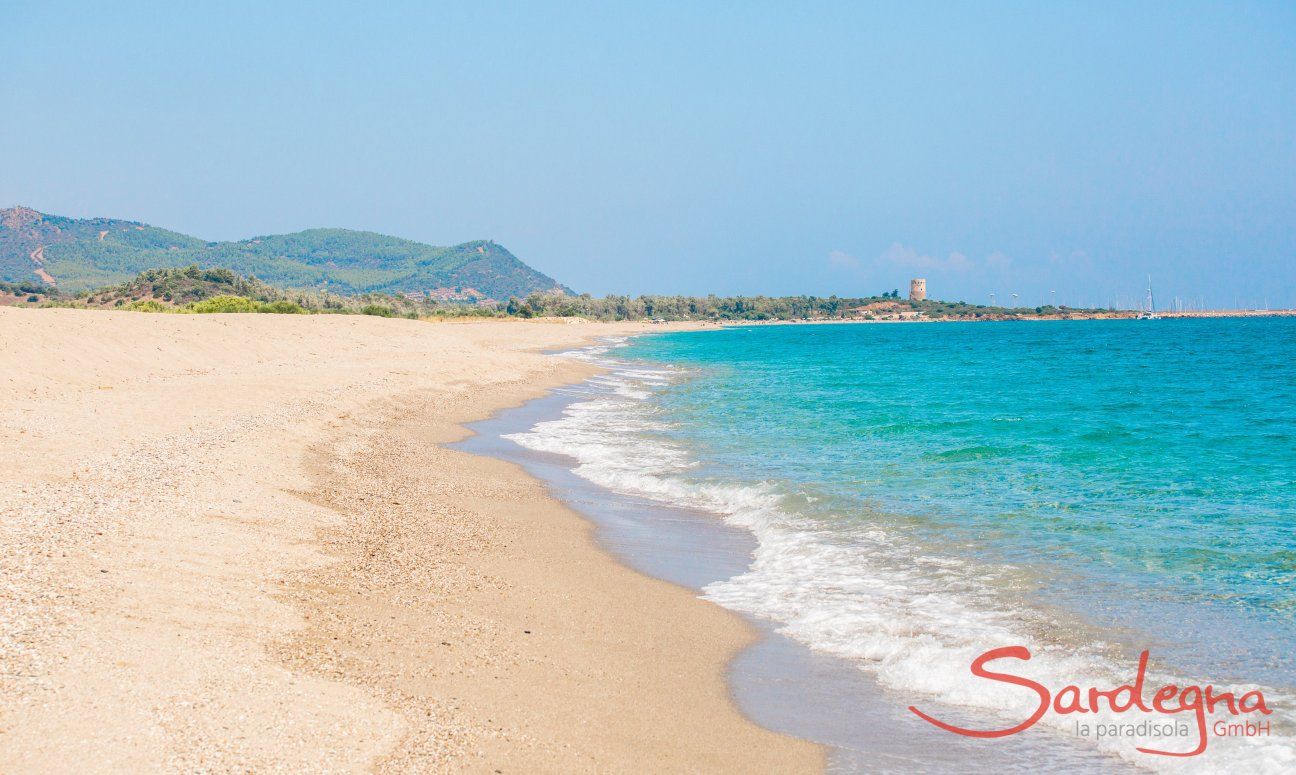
0,206,569,299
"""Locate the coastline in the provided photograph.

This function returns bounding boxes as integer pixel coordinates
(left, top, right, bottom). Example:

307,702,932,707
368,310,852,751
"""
703,309,1296,327
456,385,1135,772
0,308,819,772
504,321,1296,772
476,337,1141,772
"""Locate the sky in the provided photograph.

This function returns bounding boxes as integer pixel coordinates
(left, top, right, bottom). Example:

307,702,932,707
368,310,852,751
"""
2,2,1293,308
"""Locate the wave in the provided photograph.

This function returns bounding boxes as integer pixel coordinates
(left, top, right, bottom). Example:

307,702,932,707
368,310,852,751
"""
506,339,1296,773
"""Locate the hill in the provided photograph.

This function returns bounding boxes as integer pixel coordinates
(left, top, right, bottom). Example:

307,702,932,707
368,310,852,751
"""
0,206,568,299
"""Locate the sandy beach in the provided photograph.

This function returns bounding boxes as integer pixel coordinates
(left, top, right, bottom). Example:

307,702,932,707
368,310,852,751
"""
0,308,822,773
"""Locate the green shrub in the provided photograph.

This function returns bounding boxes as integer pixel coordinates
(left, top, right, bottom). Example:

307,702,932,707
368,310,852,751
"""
257,300,308,314
360,304,395,317
187,295,260,313
125,299,170,313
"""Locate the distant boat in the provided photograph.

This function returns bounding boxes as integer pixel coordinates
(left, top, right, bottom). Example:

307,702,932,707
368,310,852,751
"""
1138,275,1160,320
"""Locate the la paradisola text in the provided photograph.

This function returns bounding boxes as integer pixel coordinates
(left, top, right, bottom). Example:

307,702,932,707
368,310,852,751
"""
908,646,1272,757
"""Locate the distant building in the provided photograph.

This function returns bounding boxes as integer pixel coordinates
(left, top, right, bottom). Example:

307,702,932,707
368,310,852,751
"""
909,278,927,301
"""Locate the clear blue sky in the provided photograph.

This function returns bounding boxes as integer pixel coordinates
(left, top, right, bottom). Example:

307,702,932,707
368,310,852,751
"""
2,2,1293,308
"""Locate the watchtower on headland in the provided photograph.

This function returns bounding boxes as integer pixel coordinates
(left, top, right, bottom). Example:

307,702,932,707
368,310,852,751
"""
909,278,927,302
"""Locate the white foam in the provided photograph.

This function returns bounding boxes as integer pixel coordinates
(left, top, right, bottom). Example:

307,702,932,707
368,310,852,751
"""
506,341,1296,773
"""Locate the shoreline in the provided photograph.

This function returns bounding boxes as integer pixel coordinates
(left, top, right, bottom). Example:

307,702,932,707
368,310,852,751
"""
0,308,820,772
508,322,1296,772
475,341,1135,772
708,309,1296,327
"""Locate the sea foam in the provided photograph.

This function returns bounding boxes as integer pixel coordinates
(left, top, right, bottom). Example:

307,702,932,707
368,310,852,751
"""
506,338,1296,773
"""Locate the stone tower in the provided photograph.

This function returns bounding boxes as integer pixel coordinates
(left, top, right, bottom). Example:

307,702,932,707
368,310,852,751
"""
909,278,927,301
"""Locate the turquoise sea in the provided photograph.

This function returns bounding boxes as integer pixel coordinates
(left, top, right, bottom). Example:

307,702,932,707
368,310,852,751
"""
508,318,1296,770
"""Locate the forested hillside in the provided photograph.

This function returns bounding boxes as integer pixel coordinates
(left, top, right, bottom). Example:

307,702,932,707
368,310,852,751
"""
0,206,567,299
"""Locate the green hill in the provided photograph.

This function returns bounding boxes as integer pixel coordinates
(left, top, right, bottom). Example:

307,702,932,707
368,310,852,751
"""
0,206,568,299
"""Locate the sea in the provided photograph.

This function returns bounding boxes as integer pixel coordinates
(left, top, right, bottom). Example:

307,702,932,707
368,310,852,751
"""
472,318,1296,772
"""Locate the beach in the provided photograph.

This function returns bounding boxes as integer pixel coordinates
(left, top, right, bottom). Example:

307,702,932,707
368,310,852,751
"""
0,308,822,772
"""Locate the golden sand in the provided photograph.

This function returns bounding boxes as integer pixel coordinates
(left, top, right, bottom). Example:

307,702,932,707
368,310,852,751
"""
0,308,822,773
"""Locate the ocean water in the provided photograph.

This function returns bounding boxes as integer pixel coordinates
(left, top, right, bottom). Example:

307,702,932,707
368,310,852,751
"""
506,318,1296,771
